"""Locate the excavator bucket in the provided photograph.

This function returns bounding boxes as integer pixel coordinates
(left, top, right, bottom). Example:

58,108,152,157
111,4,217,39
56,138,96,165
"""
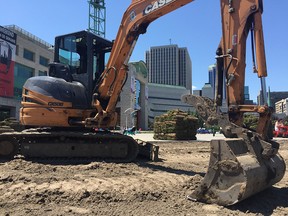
188,138,286,206
182,94,286,206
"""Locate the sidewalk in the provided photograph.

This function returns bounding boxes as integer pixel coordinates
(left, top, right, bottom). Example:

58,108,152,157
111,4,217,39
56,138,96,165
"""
130,132,287,142
130,132,225,142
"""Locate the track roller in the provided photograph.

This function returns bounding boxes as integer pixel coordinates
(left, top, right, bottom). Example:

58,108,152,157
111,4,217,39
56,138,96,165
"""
0,137,18,160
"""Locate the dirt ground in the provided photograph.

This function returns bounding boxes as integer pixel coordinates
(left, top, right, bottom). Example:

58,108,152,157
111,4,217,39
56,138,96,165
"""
0,138,287,216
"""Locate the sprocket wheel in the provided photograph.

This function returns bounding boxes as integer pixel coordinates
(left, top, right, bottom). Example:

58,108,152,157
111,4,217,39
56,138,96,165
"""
0,137,18,160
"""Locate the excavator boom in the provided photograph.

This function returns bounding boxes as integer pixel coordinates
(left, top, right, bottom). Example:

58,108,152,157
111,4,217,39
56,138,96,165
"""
87,0,194,126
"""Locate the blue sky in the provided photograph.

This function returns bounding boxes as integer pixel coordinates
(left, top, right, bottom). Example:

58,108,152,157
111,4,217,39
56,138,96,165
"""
2,0,288,102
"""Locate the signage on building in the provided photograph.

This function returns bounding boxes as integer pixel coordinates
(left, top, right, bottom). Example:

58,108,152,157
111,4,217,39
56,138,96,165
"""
0,25,17,97
131,75,136,93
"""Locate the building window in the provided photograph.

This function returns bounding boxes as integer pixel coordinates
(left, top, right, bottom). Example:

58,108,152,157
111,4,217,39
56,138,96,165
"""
16,45,19,56
38,70,47,76
39,56,49,67
23,48,35,61
14,63,34,99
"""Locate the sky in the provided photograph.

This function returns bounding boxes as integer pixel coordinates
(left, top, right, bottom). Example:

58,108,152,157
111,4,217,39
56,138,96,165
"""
2,0,288,102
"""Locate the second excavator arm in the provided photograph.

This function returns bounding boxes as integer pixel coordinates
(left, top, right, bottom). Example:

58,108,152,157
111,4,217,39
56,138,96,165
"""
181,0,285,205
219,0,271,139
183,0,271,140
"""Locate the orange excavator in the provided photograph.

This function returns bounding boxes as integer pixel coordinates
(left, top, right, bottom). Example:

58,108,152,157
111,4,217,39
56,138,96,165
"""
0,0,285,206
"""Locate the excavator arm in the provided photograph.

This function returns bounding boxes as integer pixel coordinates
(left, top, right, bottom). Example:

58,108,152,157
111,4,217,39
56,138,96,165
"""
86,0,194,127
219,0,271,139
182,0,286,205
184,0,270,138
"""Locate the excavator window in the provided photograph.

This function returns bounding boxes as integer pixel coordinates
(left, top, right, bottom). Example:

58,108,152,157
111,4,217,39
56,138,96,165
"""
57,35,86,75
52,31,113,99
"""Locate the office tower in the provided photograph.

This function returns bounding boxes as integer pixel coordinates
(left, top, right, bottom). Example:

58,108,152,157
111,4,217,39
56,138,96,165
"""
146,45,192,93
208,64,216,97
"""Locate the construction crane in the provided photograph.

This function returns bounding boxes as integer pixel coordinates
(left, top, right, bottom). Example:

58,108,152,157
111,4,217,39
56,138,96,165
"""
88,0,106,37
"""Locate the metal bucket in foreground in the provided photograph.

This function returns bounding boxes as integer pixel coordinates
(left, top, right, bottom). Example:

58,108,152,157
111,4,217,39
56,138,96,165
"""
188,138,286,206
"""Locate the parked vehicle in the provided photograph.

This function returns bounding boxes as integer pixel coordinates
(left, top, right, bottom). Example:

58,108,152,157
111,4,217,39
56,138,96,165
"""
197,128,211,134
273,125,288,138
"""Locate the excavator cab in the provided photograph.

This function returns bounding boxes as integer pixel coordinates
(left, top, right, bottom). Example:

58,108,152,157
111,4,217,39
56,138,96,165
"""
20,31,113,127
50,30,113,101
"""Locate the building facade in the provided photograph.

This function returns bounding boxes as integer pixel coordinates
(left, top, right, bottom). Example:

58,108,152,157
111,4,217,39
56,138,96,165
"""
275,98,288,116
200,64,216,100
202,83,213,99
201,64,253,105
146,45,192,93
0,25,53,120
244,86,254,105
259,91,288,110
117,61,194,130
208,64,216,98
147,83,194,126
193,89,202,96
118,61,148,130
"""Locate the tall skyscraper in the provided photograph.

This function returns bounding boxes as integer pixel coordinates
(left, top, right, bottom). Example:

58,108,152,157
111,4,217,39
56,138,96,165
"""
146,45,192,93
204,64,253,104
208,64,216,97
201,64,216,100
244,86,254,104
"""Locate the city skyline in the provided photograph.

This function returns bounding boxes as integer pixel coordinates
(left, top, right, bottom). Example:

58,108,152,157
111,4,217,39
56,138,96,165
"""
2,1,288,101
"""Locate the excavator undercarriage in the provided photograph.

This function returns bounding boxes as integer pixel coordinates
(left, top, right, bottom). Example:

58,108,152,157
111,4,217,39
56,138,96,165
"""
0,128,159,162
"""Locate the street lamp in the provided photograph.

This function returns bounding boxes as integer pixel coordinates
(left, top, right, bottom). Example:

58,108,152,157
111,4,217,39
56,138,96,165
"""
130,109,139,127
124,108,132,129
